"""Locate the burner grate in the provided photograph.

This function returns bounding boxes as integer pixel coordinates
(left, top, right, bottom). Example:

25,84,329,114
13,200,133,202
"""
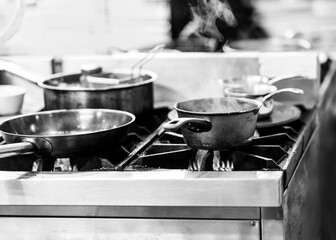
0,106,307,172
127,113,305,172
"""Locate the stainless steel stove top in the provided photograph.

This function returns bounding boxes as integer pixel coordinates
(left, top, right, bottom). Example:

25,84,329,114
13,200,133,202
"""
0,52,330,240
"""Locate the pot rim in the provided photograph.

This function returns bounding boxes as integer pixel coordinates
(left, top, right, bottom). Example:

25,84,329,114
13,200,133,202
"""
37,68,157,91
174,97,262,116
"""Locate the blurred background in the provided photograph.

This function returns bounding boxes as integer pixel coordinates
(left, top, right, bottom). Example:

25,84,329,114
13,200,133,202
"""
0,0,336,55
0,1,336,239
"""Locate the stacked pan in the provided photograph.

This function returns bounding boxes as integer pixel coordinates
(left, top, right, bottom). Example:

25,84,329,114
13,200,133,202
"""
164,76,304,150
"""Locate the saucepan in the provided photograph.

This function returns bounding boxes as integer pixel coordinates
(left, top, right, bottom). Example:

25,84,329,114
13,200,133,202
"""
223,84,304,119
38,44,164,117
0,109,135,158
38,68,157,117
163,97,262,150
0,45,164,117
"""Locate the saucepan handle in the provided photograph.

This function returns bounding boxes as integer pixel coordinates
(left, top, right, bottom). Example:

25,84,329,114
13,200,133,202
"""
163,118,212,133
262,88,304,104
268,75,303,85
0,142,36,158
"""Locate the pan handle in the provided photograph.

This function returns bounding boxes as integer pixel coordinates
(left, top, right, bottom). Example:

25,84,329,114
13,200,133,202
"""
0,142,36,158
262,88,304,104
0,137,52,158
0,60,44,84
268,75,303,85
163,118,212,133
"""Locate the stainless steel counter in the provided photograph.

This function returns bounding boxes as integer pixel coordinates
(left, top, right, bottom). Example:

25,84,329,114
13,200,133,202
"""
0,52,327,240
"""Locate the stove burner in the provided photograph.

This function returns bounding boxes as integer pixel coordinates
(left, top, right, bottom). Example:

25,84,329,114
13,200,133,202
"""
190,150,234,171
186,133,292,171
30,147,129,171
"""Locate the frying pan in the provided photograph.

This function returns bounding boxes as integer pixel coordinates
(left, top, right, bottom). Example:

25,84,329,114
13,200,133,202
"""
0,109,135,158
163,97,261,150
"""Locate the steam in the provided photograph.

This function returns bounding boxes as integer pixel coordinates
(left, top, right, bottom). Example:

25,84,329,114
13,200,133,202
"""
188,0,237,41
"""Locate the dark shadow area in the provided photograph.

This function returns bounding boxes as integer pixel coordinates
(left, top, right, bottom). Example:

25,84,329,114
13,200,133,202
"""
320,104,336,240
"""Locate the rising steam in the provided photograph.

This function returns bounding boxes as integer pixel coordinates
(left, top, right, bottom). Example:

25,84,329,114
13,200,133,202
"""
188,0,237,41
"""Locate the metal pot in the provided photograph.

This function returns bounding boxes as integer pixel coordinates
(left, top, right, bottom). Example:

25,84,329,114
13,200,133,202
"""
163,97,262,150
37,68,157,117
223,84,304,119
0,109,135,158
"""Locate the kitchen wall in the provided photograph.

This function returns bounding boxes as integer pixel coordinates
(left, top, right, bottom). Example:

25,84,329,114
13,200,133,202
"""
0,0,170,55
256,0,336,53
0,0,335,56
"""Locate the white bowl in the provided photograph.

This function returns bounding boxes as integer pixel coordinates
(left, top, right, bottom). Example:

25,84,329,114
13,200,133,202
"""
0,85,26,115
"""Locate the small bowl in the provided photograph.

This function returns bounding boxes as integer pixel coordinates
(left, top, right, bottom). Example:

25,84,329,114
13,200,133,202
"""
0,85,26,115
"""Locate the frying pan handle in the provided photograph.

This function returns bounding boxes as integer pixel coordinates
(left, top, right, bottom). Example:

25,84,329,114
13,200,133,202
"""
262,88,304,104
0,142,36,158
0,138,53,158
268,75,303,85
163,118,212,133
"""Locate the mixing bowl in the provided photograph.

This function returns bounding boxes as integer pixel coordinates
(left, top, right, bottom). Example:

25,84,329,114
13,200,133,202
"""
0,85,26,115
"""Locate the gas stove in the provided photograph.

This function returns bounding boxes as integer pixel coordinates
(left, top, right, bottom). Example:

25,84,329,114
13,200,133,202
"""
0,103,312,179
0,52,332,240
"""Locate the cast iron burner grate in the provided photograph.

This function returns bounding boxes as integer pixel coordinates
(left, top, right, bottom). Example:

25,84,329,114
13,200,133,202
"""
123,108,305,171
0,107,305,172
125,127,300,171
